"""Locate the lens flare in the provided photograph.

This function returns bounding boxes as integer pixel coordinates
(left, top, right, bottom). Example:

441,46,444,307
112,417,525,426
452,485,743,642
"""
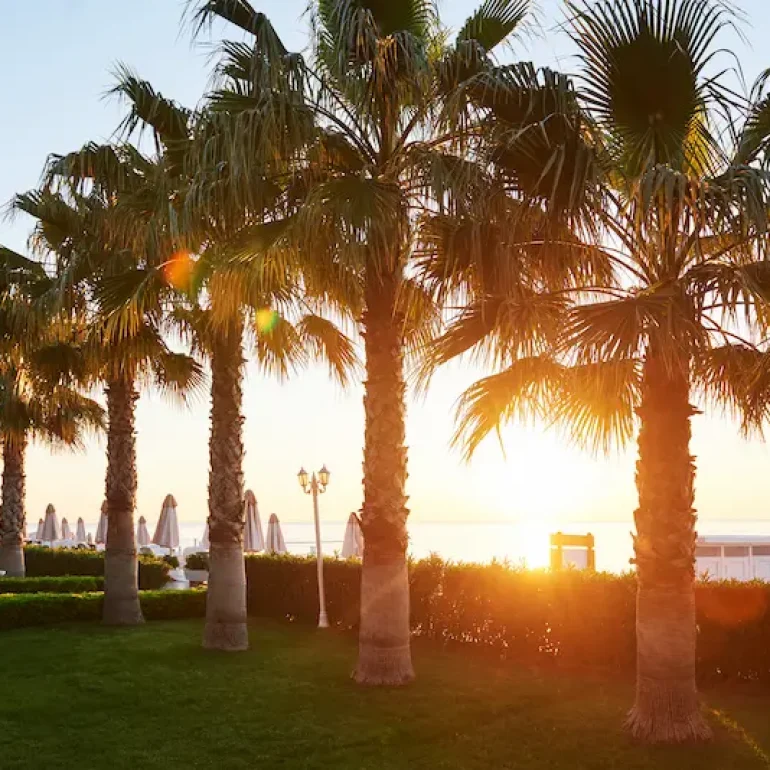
256,308,279,333
163,251,194,290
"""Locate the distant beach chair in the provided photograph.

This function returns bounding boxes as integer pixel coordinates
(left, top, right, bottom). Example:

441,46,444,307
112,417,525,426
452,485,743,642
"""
550,532,595,571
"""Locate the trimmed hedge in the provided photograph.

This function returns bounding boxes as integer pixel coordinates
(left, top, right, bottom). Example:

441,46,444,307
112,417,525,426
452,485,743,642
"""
23,546,170,589
0,589,207,630
0,576,104,594
245,554,770,685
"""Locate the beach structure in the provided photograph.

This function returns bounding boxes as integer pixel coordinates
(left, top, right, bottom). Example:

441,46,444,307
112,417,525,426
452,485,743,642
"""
136,516,150,547
695,536,770,582
549,532,596,571
243,490,264,553
341,513,364,558
153,494,180,554
95,501,108,545
34,518,44,541
75,518,87,543
265,514,287,555
40,504,60,542
60,518,72,541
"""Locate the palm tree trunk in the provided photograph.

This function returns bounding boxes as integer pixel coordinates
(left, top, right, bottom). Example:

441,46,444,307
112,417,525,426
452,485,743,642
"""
353,271,414,686
103,375,144,625
203,318,248,651
626,354,711,743
0,436,27,577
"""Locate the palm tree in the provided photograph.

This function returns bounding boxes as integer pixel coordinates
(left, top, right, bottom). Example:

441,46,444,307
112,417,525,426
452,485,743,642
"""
190,0,537,683
0,254,104,575
50,66,357,649
431,0,770,744
12,187,202,623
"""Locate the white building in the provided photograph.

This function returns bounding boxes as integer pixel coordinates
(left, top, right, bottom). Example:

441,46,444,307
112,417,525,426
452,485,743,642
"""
695,536,770,582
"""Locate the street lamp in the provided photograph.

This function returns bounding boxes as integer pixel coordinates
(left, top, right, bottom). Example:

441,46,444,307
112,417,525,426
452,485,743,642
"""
298,465,330,628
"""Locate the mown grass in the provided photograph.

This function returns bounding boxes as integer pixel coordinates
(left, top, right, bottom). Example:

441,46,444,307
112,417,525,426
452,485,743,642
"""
0,620,768,769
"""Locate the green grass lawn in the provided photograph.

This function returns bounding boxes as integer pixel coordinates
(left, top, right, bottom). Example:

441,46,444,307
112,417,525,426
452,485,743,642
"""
1,620,769,770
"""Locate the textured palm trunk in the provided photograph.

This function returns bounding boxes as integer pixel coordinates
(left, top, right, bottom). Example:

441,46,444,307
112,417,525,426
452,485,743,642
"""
353,271,414,686
0,436,27,577
626,354,711,743
203,319,248,651
103,376,144,626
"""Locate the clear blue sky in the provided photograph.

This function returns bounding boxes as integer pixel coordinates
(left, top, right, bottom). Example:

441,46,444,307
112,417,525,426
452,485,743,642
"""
2,1,770,533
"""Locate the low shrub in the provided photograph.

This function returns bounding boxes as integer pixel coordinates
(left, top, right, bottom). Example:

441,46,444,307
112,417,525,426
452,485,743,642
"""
0,576,104,594
23,546,170,589
0,589,206,630
162,555,180,570
246,554,360,627
245,554,770,685
138,556,172,590
184,552,209,571
0,592,102,629
140,589,207,620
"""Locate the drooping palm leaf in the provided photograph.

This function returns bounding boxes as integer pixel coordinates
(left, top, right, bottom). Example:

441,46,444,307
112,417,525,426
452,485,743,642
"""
456,0,532,53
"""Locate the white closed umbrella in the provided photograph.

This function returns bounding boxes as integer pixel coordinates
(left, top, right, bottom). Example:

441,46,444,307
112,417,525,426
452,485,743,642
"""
341,513,364,558
87,532,94,546
243,490,265,553
41,504,60,542
265,513,287,554
136,516,150,547
61,518,73,541
95,501,108,545
201,523,209,550
76,518,87,543
153,494,180,554
35,518,44,541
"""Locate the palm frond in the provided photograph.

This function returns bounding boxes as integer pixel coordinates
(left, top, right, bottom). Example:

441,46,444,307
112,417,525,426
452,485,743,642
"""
452,356,563,460
296,313,359,385
456,0,532,53
566,0,732,174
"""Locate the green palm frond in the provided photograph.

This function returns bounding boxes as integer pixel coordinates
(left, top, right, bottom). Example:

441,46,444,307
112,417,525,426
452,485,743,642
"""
397,275,440,358
253,314,306,379
551,358,641,453
563,290,708,364
188,0,289,54
296,313,360,385
44,143,145,197
110,64,191,145
453,355,641,459
736,69,770,165
318,0,436,42
452,356,563,460
456,0,532,53
566,0,731,175
150,350,206,403
96,267,166,340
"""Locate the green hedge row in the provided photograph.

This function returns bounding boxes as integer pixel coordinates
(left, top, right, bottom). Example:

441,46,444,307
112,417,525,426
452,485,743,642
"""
245,554,770,685
23,546,170,589
0,576,104,594
0,589,207,630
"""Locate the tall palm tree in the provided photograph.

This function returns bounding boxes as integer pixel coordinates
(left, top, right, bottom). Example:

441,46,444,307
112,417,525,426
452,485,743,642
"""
190,0,537,683
12,187,202,623
51,66,357,649
0,253,104,575
431,0,770,744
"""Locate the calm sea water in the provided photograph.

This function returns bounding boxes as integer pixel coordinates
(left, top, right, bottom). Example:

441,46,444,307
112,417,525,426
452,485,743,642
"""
79,518,770,574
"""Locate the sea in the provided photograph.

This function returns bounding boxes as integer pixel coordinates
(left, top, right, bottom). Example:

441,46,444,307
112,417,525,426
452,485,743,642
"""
79,518,770,574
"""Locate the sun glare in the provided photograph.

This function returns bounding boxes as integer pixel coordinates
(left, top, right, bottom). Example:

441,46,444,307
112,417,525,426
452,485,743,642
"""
256,308,279,334
162,250,194,289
